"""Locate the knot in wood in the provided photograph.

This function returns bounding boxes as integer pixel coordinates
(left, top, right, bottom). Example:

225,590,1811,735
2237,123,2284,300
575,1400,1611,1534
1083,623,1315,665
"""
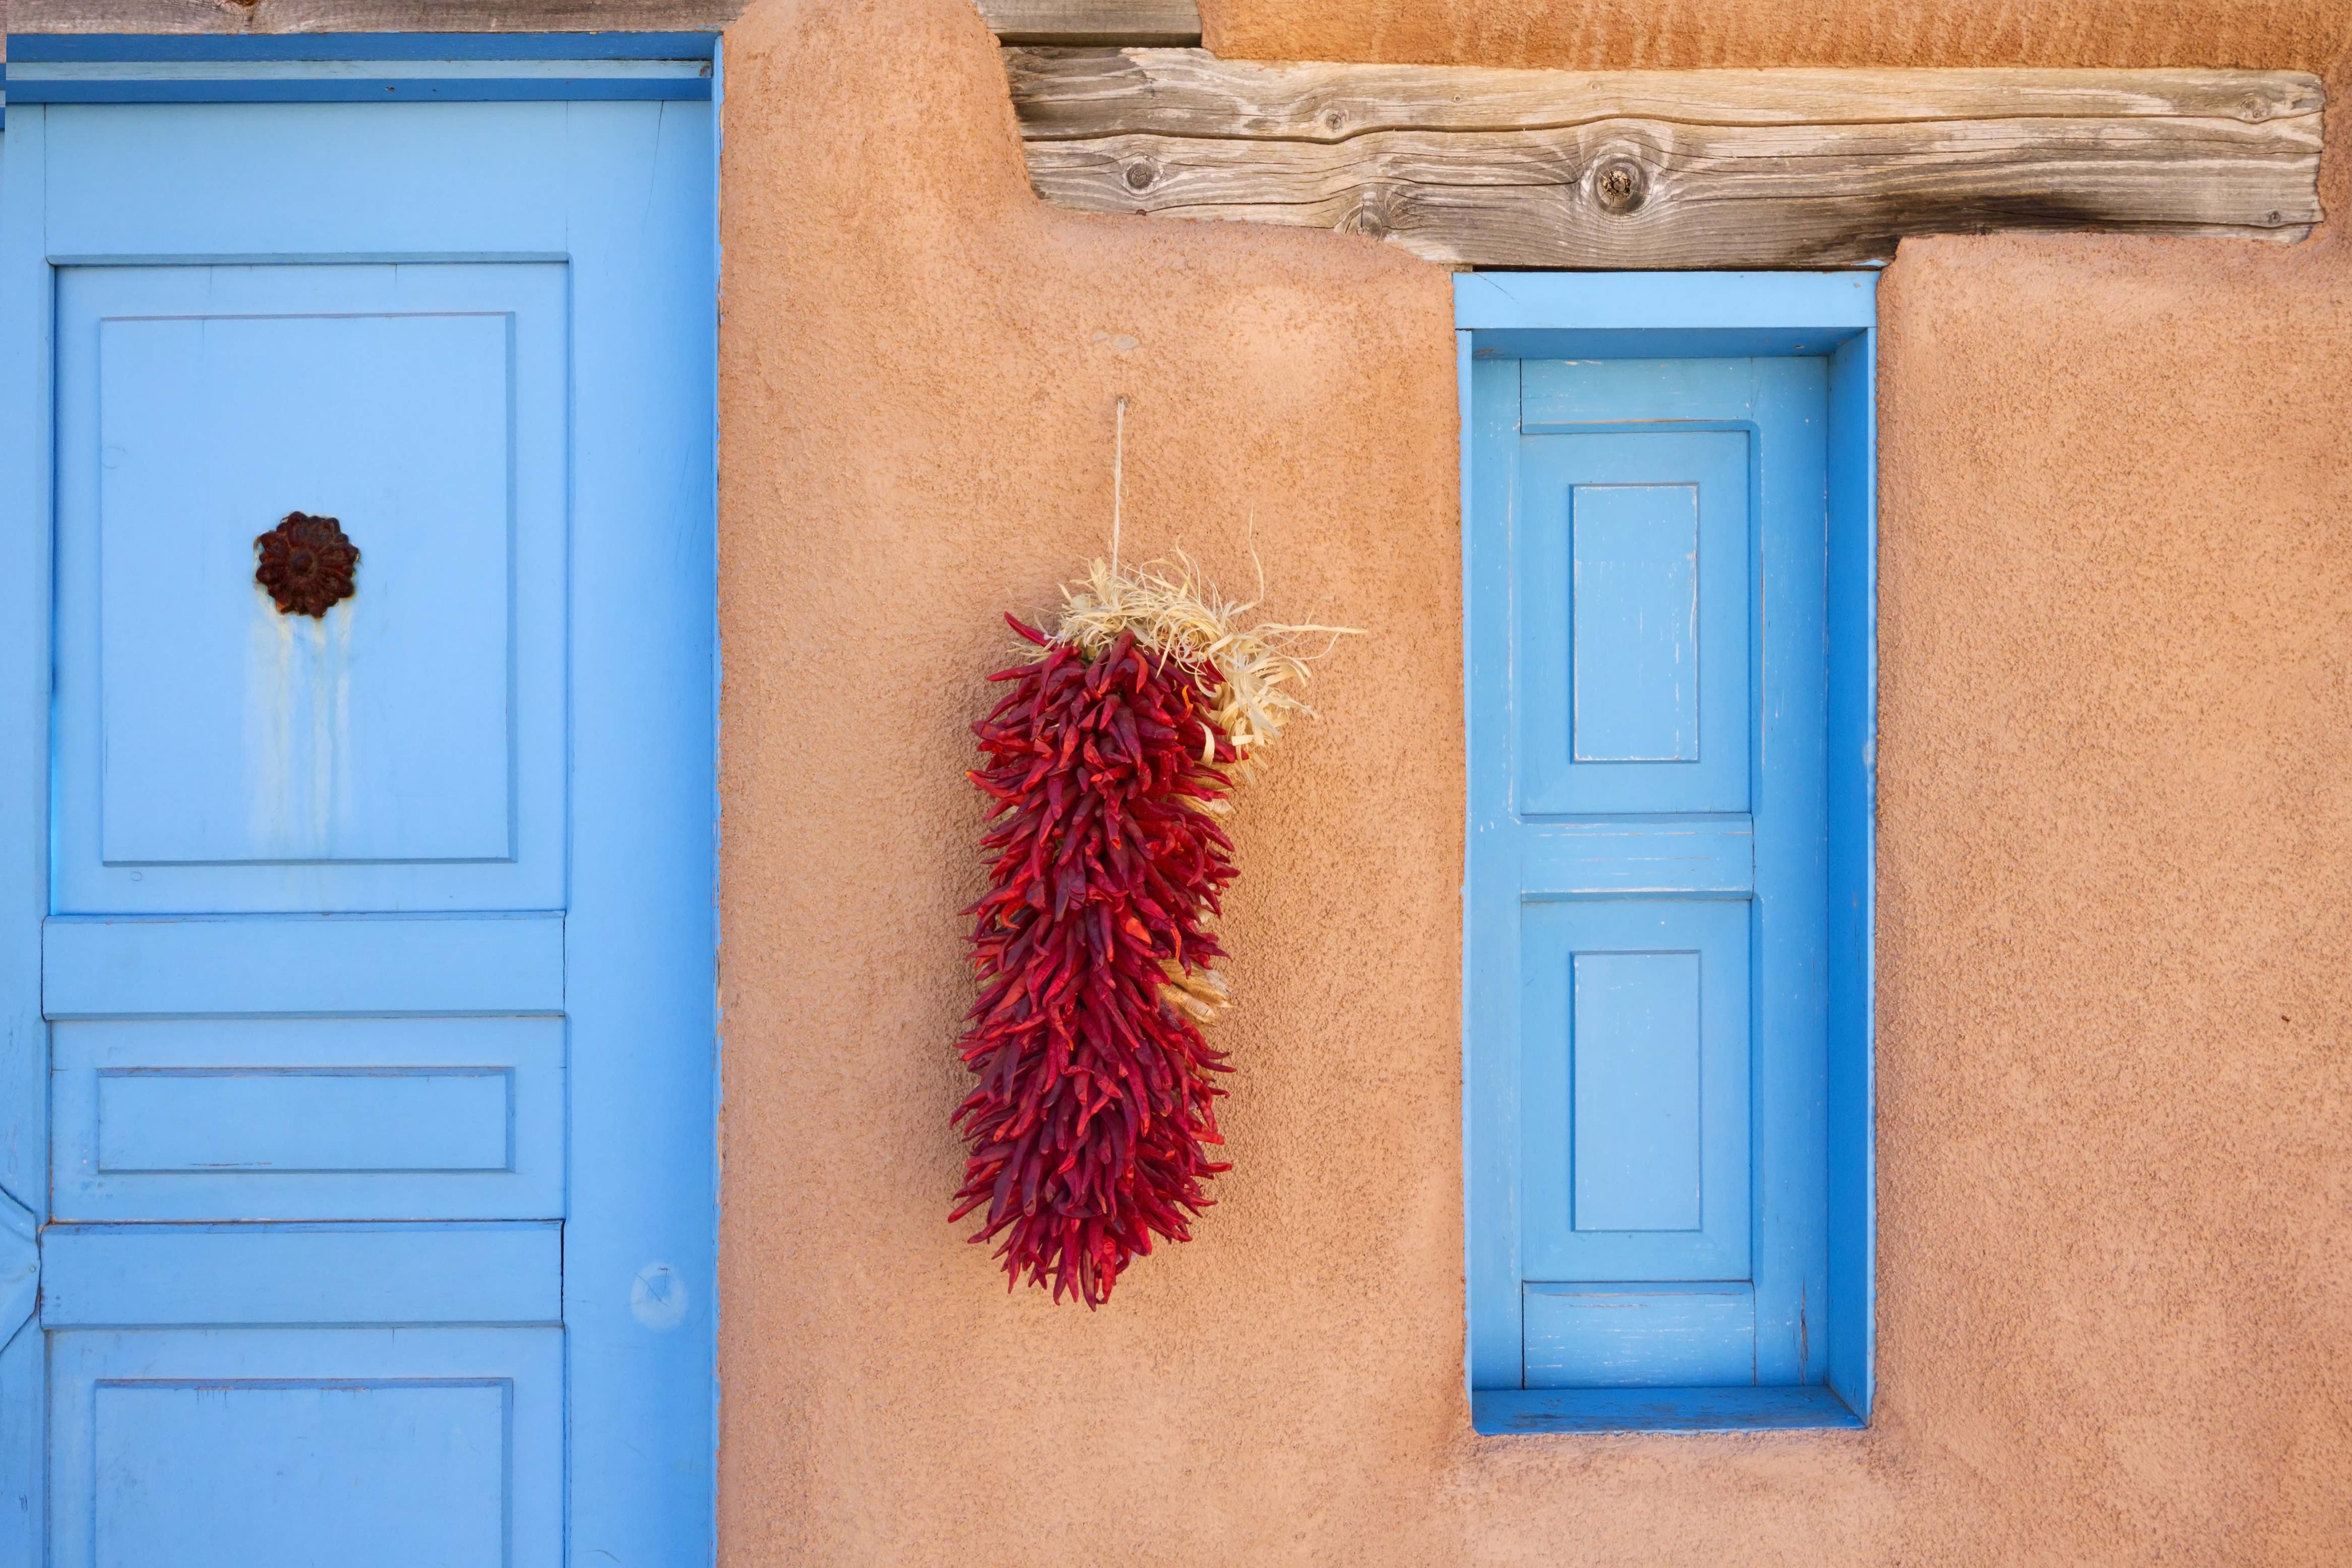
1592,157,1648,215
1321,108,1347,135
1124,159,1159,193
1346,197,1392,239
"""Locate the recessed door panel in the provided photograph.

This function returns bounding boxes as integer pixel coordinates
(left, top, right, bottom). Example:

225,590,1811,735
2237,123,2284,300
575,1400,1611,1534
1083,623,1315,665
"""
53,263,568,914
49,1328,560,1568
1516,430,1749,817
51,1018,564,1222
1520,899,1750,1283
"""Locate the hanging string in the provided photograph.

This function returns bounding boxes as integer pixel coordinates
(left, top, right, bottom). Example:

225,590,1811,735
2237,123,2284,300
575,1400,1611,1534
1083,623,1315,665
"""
1110,395,1129,573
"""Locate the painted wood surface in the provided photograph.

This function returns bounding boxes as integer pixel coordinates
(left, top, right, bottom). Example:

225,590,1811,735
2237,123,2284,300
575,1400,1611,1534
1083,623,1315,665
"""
10,0,740,33
1462,276,1873,1428
1523,1284,1757,1388
1473,1383,1863,1435
5,33,719,101
2,92,716,1564
1011,49,2325,267
1520,901,1750,1284
1517,819,1753,898
1823,329,1880,1420
52,1017,565,1220
0,102,59,1568
1516,423,1750,813
52,260,570,913
42,915,565,1016
50,1328,564,1568
40,1223,564,1325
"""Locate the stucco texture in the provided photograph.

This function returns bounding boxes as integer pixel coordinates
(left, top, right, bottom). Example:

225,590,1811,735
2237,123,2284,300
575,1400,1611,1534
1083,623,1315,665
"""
1205,0,2352,71
715,1,2352,1562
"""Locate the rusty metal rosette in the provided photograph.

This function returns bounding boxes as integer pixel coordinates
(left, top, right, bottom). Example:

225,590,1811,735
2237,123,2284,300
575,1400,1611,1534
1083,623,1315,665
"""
254,512,360,618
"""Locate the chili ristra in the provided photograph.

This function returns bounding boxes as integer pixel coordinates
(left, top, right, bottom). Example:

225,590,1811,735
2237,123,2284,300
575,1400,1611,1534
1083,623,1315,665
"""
950,615,1240,1307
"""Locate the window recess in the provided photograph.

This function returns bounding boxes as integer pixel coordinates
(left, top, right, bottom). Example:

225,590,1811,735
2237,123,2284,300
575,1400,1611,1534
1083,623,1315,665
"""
1460,272,1877,1434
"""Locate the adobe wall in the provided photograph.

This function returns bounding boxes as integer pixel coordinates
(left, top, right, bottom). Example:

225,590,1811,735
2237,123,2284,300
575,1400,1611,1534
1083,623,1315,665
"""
714,1,2352,1562
1205,0,2352,71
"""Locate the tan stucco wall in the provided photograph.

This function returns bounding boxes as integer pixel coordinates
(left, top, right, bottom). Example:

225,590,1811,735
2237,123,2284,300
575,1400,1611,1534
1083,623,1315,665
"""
715,2,2352,1562
1205,0,2352,70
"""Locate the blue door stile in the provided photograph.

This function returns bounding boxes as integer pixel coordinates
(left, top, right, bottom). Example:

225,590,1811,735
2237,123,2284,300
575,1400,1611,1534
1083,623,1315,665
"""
1,59,716,1567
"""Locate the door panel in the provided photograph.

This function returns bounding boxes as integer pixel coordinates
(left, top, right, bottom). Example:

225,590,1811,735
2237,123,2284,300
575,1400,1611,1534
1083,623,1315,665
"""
54,262,568,913
50,1328,561,1568
1519,899,1750,1283
3,97,715,1565
52,1018,564,1222
1515,430,1750,816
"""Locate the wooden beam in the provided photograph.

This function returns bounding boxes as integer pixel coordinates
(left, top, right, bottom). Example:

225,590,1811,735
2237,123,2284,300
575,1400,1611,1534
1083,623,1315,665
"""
978,0,1199,47
1007,49,2325,268
5,0,748,33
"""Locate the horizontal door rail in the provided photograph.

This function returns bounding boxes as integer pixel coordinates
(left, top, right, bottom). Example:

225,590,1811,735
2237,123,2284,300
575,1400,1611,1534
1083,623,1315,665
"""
40,1221,562,1327
43,914,565,1018
1518,819,1753,897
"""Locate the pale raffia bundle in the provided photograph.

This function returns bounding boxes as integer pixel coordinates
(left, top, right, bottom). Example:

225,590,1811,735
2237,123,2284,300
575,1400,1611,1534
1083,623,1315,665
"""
1052,554,1355,1023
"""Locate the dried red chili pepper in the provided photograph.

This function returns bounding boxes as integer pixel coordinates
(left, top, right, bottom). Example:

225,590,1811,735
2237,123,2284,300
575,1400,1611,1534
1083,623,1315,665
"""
950,614,1241,1306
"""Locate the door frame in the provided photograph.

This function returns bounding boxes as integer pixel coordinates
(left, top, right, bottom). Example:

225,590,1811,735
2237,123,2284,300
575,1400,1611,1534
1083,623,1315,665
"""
0,33,724,1562
1455,272,1879,1433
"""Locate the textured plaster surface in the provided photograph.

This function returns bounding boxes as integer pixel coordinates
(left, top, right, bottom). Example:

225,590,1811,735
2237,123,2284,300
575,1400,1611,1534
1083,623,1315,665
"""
1206,0,2352,71
716,1,2352,1562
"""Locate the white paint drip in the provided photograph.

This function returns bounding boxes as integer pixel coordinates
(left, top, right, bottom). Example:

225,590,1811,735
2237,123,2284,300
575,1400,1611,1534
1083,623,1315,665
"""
246,587,355,859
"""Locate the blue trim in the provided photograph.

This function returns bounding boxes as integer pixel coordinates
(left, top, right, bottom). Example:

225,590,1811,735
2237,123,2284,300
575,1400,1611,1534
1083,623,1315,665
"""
3,33,713,104
1457,270,1880,1434
1455,271,1876,334
14,80,711,103
8,32,717,61
1473,1385,1866,1436
0,105,54,1556
1824,329,1880,1420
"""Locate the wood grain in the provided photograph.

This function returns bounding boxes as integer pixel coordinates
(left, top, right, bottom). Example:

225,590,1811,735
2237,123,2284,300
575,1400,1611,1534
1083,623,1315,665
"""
1007,49,2326,268
978,0,1199,46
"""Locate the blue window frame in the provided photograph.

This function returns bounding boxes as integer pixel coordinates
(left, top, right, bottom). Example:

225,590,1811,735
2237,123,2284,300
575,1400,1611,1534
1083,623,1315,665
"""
1459,273,1877,1434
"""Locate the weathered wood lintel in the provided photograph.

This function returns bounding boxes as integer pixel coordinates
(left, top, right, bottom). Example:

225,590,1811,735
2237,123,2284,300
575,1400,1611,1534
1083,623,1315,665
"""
977,0,1199,47
1007,49,2326,269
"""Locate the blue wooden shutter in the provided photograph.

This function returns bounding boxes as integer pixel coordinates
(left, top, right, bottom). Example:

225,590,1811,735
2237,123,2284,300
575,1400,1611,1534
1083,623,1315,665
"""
1467,349,1849,1426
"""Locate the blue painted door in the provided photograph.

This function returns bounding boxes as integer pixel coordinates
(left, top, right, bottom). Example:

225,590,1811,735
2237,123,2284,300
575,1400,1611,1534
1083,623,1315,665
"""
0,101,715,1565
1466,356,1829,1391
